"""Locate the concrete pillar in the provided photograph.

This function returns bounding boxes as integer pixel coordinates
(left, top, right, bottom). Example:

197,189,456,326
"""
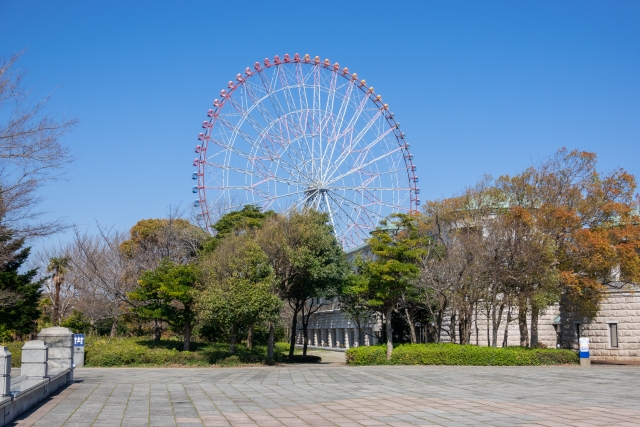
21,340,48,378
344,329,350,349
37,327,74,376
352,328,360,347
371,331,379,345
327,329,334,348
364,328,371,346
0,346,11,397
313,329,319,346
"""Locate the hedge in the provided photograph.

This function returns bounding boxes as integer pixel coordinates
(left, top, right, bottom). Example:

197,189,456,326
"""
84,337,294,367
345,343,579,366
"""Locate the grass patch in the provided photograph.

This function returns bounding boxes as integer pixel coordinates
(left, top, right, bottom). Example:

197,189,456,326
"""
345,343,578,366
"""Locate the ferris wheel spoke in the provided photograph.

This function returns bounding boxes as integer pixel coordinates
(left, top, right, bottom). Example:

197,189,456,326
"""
324,81,354,173
326,192,371,246
328,146,402,185
322,191,338,233
335,90,369,144
257,67,289,122
324,111,390,181
294,64,317,167
327,186,410,191
216,116,311,183
206,162,303,187
329,191,386,221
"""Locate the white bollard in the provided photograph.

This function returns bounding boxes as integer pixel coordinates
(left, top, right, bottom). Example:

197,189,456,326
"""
579,337,590,367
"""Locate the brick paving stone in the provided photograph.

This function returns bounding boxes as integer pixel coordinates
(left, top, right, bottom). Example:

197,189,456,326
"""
6,365,640,426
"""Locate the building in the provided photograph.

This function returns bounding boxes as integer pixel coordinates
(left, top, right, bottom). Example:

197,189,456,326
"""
300,244,640,363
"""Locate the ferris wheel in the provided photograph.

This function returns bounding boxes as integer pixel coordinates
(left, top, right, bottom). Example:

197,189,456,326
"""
192,53,420,249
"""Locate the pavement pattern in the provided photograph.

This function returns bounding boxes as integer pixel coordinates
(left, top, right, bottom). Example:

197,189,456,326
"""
10,365,640,427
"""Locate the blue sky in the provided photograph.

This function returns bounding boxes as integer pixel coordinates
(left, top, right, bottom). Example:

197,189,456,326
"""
1,1,639,249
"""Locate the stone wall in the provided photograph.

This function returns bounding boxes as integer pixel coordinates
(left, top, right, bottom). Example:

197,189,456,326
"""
562,289,640,363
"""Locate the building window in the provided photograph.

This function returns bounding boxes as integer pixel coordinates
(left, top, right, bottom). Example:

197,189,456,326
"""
610,324,618,348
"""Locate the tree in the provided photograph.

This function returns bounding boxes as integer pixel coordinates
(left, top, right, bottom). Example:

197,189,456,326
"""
0,52,76,240
362,213,427,359
256,209,348,360
47,256,70,326
120,216,206,270
339,265,377,345
121,215,207,338
66,225,134,338
200,204,275,254
198,235,281,353
0,224,42,339
129,260,200,350
497,148,640,341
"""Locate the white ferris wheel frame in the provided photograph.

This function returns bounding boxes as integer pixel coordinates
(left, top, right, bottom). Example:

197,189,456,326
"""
192,53,420,249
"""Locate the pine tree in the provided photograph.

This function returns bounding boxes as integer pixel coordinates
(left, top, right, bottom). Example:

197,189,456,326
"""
0,225,43,339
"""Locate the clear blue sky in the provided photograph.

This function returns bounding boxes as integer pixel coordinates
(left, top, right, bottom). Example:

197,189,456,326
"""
1,1,639,248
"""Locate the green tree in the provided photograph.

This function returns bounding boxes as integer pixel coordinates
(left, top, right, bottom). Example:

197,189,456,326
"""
129,260,199,350
199,235,281,353
339,264,377,346
60,310,92,334
201,205,275,255
47,256,70,326
256,209,349,360
362,213,427,360
0,225,42,339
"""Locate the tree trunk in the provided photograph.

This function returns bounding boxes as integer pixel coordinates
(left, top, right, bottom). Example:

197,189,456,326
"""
183,321,191,351
502,304,512,347
385,303,394,360
230,322,236,354
267,322,274,360
302,323,309,357
405,306,417,344
288,304,300,362
110,316,118,338
154,318,161,342
450,311,456,344
518,295,529,347
53,280,61,326
491,303,505,347
530,304,539,348
246,323,253,349
435,302,446,343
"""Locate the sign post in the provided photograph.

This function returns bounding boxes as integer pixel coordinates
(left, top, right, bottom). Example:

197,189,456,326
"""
579,337,590,367
73,334,85,368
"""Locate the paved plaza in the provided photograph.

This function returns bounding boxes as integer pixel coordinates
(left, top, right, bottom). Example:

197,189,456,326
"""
10,364,640,427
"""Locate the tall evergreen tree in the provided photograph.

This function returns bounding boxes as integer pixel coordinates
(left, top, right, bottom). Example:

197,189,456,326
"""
0,225,43,339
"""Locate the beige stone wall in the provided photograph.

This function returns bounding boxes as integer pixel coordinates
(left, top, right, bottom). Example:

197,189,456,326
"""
572,290,640,363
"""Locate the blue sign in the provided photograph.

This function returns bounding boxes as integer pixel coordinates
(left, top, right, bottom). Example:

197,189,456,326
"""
73,334,85,347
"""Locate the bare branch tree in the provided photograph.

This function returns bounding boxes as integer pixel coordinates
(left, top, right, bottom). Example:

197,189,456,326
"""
0,51,76,239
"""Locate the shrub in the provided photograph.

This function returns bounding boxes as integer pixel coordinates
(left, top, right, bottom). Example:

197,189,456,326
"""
345,343,578,366
84,337,300,367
